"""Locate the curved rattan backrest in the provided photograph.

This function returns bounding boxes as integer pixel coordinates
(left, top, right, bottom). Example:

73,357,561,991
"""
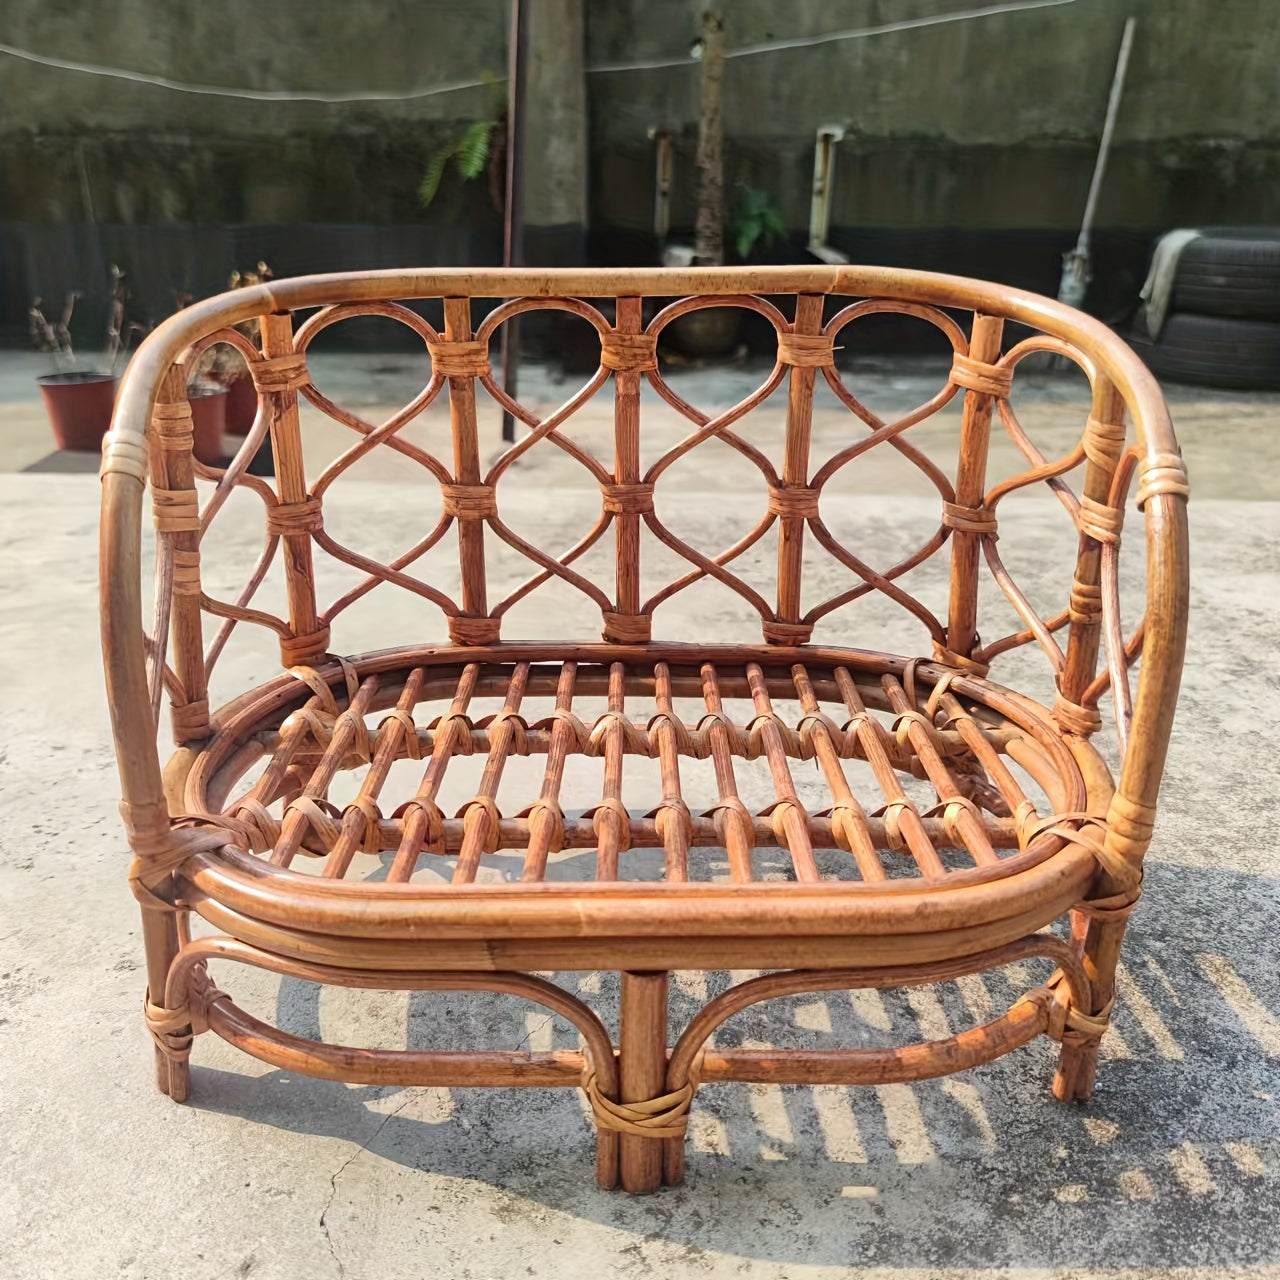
99,267,1188,875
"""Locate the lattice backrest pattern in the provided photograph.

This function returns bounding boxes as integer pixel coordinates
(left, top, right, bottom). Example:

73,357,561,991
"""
99,268,1188,777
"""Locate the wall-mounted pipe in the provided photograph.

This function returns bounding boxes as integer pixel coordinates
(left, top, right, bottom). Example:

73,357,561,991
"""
648,128,674,242
809,126,848,265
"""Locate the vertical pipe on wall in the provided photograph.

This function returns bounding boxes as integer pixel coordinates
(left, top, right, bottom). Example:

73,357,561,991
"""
500,0,530,443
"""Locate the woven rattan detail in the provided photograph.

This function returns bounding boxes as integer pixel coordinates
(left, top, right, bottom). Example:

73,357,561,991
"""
1136,452,1190,509
776,331,836,367
279,628,331,666
1053,694,1103,737
185,652,1112,893
941,502,998,535
1019,810,1140,895
1078,496,1123,544
761,619,815,645
601,611,653,643
601,483,655,516
1019,980,1116,1046
441,484,498,519
172,549,202,596
448,615,502,645
100,430,148,481
428,340,491,379
169,698,210,740
1074,887,1141,923
600,332,659,373
152,401,194,428
266,496,324,536
1083,415,1127,469
1054,995,1115,1042
930,644,991,677
144,994,195,1057
950,353,1014,397
152,487,200,533
1068,580,1103,624
128,821,229,907
158,426,195,451
252,353,310,393
583,1067,694,1139
767,485,821,519
144,970,228,1061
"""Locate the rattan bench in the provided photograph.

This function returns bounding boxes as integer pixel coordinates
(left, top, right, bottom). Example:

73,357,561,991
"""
100,267,1189,1192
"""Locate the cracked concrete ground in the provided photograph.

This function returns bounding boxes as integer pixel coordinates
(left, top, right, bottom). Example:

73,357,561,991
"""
1,353,1278,1279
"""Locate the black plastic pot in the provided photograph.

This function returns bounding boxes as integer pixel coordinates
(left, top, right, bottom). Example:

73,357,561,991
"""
662,307,745,359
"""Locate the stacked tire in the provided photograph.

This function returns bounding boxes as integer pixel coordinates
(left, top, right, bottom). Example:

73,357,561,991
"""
1137,228,1280,391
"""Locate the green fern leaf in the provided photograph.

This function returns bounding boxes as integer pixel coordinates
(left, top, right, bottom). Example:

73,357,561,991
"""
456,120,493,180
419,148,451,208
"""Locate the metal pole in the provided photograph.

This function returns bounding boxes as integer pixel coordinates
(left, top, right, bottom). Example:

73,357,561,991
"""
1078,17,1137,254
500,0,529,443
1058,17,1137,309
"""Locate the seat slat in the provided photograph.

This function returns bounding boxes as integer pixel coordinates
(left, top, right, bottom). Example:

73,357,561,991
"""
193,652,1086,889
745,663,820,883
272,674,381,868
792,663,885,882
521,661,578,883
699,662,755,883
882,673,1000,869
387,662,480,882
323,666,426,880
651,663,691,883
453,662,530,884
593,662,629,881
833,667,947,879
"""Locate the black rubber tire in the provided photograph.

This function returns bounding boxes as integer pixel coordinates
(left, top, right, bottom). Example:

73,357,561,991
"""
1139,312,1280,390
1170,228,1280,320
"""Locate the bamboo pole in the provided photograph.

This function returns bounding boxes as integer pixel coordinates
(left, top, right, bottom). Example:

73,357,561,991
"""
945,314,1005,660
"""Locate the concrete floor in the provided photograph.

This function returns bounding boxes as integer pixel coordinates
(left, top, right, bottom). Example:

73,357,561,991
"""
1,353,1278,1279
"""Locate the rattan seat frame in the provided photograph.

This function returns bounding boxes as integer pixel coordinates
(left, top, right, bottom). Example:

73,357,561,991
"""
100,266,1188,1192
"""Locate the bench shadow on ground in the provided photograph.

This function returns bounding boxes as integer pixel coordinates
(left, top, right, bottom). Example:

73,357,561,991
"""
21,449,102,473
187,861,1280,1271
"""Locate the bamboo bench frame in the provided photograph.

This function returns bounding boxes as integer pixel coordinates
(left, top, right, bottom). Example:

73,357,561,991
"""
100,267,1189,1192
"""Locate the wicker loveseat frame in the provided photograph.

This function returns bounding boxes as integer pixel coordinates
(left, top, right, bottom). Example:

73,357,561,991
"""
100,267,1188,1192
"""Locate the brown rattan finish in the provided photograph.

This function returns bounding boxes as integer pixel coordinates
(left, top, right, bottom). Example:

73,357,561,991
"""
100,267,1189,1192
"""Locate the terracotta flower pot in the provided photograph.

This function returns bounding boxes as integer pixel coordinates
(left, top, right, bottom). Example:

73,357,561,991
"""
188,387,228,464
223,374,259,435
37,372,117,452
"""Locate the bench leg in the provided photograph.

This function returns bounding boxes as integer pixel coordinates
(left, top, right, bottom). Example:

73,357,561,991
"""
141,903,190,1102
618,971,670,1193
1053,909,1126,1101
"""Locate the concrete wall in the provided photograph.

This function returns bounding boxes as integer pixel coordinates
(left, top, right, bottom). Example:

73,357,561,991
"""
1,0,1277,337
587,0,1280,237
0,0,509,224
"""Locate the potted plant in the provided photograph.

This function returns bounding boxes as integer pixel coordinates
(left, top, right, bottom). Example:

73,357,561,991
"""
185,375,231,464
729,184,787,262
151,293,220,464
186,262,274,437
29,267,142,452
